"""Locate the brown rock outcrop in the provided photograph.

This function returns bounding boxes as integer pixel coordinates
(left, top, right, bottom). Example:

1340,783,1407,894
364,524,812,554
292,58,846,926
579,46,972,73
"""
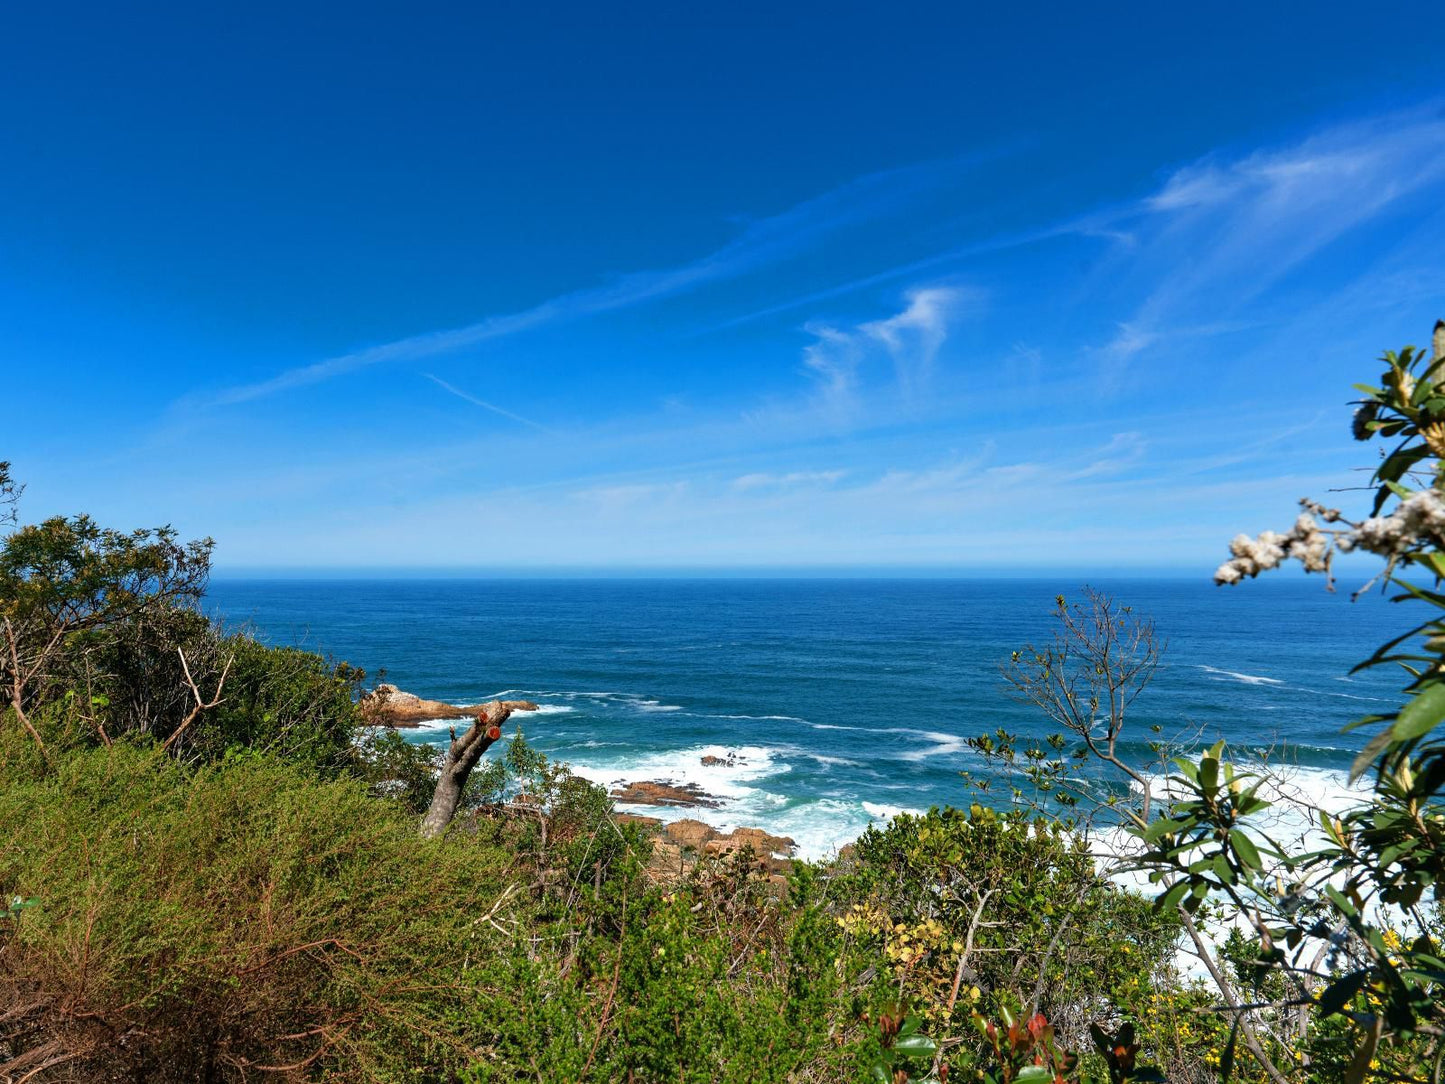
663,818,719,850
635,819,798,883
614,813,664,830
700,752,747,767
609,780,723,808
704,827,796,872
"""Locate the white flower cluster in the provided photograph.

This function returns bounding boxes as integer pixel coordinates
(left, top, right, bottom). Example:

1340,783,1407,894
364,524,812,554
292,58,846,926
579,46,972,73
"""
1214,512,1331,585
1346,489,1445,557
1215,490,1445,586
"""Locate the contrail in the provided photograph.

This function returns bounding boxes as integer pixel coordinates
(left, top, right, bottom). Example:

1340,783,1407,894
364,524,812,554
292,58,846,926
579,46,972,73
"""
424,373,556,434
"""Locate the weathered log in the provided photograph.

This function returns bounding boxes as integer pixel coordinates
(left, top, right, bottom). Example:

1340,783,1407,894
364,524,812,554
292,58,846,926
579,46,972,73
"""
418,699,537,839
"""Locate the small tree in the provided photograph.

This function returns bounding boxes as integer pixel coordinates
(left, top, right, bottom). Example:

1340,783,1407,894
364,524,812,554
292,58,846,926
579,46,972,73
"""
992,589,1166,819
0,470,362,767
0,503,212,756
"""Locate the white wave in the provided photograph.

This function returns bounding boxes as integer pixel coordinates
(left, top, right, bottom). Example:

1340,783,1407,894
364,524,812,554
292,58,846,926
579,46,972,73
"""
886,728,968,762
1196,665,1284,686
565,743,790,802
404,717,472,733
527,703,576,715
805,723,966,760
704,713,807,722
774,743,859,768
863,800,925,821
634,700,684,712
804,752,860,768
616,796,928,862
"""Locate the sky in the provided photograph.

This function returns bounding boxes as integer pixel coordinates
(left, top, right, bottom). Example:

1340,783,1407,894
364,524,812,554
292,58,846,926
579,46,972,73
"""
3,2,1444,574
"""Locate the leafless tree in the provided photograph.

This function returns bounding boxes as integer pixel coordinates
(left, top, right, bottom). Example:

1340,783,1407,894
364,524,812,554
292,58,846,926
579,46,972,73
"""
0,461,19,530
1001,587,1165,818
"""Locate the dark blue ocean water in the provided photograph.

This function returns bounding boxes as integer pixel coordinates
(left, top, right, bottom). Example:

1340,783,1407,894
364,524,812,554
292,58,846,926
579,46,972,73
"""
206,577,1407,856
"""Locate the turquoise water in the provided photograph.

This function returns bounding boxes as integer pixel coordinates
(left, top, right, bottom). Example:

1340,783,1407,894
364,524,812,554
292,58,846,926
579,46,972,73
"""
206,577,1407,856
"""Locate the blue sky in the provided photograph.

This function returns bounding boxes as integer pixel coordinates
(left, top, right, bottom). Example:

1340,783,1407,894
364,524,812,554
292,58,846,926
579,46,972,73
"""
3,2,1444,573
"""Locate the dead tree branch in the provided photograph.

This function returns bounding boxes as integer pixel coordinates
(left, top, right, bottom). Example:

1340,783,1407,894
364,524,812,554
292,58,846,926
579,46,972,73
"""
162,649,233,752
419,699,538,839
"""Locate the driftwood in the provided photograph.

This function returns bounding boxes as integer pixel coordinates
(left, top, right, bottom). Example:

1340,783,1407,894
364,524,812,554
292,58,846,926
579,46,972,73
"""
418,699,537,839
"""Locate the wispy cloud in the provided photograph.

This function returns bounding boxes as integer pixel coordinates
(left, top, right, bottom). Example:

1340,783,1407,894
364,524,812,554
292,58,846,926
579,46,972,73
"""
732,470,846,491
713,106,1445,384
1092,106,1445,381
183,154,996,410
1064,431,1146,480
862,287,966,400
797,285,976,424
424,373,554,433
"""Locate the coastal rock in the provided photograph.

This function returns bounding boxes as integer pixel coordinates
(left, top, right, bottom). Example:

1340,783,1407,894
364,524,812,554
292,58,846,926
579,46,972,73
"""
609,780,723,808
700,752,745,767
359,683,536,728
636,819,797,883
663,818,719,850
614,813,664,830
704,826,796,871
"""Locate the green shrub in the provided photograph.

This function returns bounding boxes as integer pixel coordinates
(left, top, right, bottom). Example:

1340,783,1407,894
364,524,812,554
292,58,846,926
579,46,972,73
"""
831,805,1181,1072
0,743,515,1081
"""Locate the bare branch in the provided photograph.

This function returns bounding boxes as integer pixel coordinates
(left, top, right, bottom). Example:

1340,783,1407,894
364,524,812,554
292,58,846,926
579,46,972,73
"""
162,649,233,752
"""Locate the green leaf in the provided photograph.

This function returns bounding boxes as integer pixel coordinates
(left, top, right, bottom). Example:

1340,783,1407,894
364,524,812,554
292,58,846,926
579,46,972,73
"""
1155,881,1189,912
1016,1068,1052,1084
1141,817,1182,843
1391,681,1445,742
1351,728,1396,781
1200,756,1219,791
1317,969,1371,1017
893,1034,938,1057
1231,832,1262,871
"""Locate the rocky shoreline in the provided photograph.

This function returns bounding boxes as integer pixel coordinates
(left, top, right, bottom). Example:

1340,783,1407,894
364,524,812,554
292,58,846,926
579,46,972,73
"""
369,686,794,875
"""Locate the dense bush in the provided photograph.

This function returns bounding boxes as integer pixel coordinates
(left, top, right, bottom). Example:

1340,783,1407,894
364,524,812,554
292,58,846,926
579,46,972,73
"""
0,743,518,1080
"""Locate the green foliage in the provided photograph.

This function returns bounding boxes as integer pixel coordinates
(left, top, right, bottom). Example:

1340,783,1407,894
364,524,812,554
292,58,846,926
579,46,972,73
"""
832,804,1180,1075
1137,323,1445,1083
0,743,517,1080
357,725,445,811
0,511,212,707
459,809,844,1082
0,475,363,768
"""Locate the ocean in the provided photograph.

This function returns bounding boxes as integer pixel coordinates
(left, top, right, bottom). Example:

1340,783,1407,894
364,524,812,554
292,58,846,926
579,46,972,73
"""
206,577,1407,858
